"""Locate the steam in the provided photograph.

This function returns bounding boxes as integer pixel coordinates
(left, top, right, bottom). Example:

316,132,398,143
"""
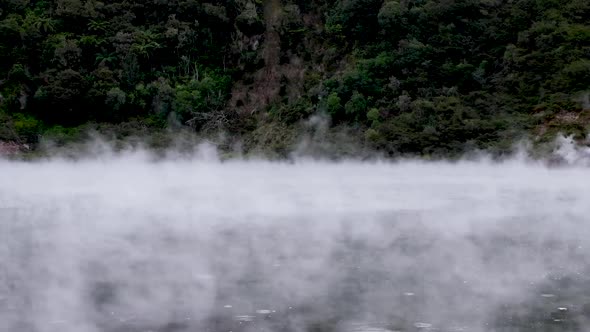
553,135,590,166
1,143,590,332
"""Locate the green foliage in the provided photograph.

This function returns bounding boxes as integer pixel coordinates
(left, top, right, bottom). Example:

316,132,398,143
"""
377,1,402,32
271,98,313,124
41,125,84,145
0,0,588,157
87,20,108,33
172,71,231,124
366,108,380,126
105,87,126,111
236,2,264,36
325,0,382,38
32,74,87,124
12,112,42,142
326,92,342,116
344,91,367,121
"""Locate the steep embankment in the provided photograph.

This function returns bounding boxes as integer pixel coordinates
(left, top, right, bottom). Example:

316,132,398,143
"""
228,0,291,115
0,0,588,157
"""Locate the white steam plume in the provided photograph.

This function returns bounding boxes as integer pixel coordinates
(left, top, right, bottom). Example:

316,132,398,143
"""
1,146,590,332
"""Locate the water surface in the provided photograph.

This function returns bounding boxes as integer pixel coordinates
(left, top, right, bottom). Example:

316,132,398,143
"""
1,157,589,332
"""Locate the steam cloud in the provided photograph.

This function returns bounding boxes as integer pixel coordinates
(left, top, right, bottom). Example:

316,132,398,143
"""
1,146,590,332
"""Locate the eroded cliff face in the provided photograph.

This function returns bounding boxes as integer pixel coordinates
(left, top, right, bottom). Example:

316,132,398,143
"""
228,0,315,116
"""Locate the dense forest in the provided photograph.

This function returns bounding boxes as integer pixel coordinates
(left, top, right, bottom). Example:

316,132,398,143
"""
0,0,589,157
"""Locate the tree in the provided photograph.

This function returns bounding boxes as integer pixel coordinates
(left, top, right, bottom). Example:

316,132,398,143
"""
344,91,368,121
34,69,89,123
326,92,342,116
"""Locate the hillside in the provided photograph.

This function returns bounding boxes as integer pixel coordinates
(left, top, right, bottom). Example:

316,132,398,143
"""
0,0,589,157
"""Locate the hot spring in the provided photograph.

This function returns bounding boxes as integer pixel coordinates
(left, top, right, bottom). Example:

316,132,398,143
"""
1,152,590,332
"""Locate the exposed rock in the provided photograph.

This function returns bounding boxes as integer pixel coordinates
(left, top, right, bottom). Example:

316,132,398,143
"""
0,141,29,156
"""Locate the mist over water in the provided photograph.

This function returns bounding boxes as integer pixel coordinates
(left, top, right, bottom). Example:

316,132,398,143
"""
2,149,590,332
